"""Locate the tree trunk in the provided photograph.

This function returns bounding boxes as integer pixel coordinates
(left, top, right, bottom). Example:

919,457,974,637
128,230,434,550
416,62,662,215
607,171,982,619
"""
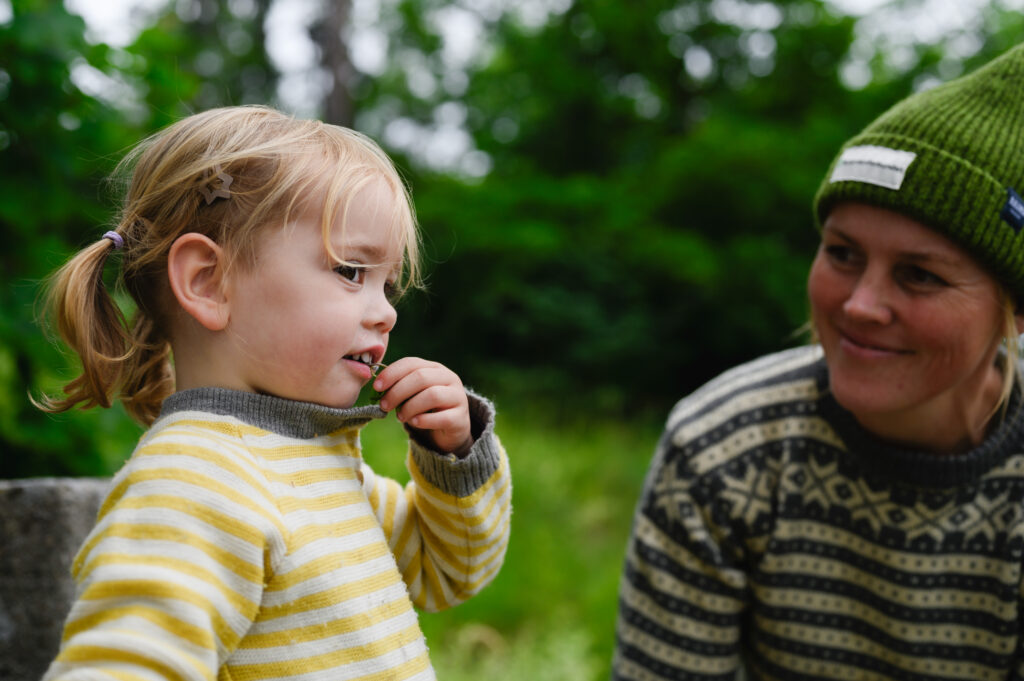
312,0,354,127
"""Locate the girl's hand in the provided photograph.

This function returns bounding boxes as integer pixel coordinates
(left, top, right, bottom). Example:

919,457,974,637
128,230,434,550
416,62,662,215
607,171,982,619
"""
372,357,472,456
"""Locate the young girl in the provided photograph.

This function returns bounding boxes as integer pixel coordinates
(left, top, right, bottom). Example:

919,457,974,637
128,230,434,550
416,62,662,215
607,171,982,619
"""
37,105,511,681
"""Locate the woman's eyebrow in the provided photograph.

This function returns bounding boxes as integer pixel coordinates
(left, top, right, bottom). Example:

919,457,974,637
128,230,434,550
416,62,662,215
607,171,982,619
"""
824,226,960,266
898,251,960,267
822,225,856,244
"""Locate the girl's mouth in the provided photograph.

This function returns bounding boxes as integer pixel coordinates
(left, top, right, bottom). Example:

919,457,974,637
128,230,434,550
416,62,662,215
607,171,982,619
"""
342,354,386,381
344,352,376,365
343,352,387,372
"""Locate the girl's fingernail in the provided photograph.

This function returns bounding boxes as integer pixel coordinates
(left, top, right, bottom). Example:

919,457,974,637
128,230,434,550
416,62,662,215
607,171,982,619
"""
373,380,383,390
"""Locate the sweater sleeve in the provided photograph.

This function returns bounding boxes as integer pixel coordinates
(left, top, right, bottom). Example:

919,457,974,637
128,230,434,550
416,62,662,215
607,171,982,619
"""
613,420,749,681
1014,582,1024,681
359,391,511,612
42,424,284,681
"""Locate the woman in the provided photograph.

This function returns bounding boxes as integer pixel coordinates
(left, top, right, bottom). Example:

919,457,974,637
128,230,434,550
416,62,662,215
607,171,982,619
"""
614,43,1024,681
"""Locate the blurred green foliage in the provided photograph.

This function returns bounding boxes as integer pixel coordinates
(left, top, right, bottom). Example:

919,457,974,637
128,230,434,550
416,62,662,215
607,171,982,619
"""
361,402,658,680
4,1,1024,678
377,0,1024,416
1,0,275,475
2,0,1023,479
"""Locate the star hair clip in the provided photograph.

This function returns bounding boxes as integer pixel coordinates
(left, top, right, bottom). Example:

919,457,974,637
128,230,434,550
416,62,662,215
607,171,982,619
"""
199,165,233,205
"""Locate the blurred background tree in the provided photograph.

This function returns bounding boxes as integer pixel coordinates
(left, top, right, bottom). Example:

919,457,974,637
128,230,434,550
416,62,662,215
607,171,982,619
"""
4,0,1022,474
2,0,1022,677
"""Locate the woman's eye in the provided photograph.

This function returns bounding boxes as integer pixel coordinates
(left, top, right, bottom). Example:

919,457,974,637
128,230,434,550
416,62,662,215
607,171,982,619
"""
334,264,366,283
901,265,947,288
824,244,856,265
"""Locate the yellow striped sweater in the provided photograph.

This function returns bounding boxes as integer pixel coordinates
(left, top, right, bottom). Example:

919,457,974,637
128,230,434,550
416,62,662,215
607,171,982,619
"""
43,387,511,681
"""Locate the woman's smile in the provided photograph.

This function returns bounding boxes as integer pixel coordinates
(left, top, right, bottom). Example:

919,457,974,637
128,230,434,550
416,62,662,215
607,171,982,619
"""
808,202,1008,449
835,329,909,358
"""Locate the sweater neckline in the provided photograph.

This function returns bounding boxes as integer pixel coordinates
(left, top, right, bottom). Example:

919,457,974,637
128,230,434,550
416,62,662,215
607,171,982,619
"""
159,387,387,439
813,359,1024,488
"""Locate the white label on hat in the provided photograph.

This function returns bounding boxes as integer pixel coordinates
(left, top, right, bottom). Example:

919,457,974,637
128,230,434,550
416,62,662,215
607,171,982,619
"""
829,145,917,190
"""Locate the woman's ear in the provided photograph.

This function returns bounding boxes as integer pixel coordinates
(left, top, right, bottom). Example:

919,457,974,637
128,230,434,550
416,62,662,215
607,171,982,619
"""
167,233,230,331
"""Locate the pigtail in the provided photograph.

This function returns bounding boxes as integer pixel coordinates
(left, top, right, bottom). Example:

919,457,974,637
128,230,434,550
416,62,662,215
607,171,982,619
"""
36,238,132,411
36,234,172,426
119,313,174,425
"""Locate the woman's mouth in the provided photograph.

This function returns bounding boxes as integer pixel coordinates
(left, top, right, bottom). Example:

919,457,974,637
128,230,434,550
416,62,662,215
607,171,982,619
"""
838,331,908,357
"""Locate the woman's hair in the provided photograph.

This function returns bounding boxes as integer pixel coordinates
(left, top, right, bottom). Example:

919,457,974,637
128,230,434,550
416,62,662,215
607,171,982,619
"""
996,292,1022,417
36,105,421,426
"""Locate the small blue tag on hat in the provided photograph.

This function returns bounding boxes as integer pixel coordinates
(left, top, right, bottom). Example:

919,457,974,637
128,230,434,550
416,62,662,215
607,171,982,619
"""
1001,187,1024,233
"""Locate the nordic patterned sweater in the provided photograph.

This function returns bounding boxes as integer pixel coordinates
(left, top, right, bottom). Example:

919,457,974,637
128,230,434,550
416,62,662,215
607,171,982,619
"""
613,345,1024,681
43,387,511,681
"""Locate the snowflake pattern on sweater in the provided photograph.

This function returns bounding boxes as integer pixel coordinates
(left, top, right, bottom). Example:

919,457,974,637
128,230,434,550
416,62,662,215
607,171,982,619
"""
614,345,1024,681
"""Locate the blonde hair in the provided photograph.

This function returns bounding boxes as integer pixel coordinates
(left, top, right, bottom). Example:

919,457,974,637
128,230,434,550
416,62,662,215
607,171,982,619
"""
37,105,421,426
996,292,1022,418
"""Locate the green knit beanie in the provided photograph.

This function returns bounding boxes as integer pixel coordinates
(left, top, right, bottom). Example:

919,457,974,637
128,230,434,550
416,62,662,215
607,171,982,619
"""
814,42,1024,298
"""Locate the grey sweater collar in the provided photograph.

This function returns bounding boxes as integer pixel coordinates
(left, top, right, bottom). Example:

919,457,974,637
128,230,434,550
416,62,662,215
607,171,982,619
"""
158,387,387,439
813,358,1024,488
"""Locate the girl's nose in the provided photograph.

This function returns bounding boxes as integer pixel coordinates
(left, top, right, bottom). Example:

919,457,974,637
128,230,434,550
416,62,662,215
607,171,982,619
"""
843,273,893,325
365,290,397,333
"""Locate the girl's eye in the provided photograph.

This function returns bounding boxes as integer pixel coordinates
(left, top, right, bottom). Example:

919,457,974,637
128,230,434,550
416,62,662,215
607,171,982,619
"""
384,281,398,302
334,264,366,284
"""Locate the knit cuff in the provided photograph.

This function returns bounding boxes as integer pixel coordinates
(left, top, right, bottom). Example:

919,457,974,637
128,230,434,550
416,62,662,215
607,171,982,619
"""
407,390,502,498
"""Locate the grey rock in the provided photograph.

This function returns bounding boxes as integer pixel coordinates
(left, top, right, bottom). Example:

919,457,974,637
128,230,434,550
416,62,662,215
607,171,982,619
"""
0,477,110,681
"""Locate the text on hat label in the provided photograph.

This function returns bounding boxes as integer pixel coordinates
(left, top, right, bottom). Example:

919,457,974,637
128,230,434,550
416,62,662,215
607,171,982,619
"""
829,145,917,191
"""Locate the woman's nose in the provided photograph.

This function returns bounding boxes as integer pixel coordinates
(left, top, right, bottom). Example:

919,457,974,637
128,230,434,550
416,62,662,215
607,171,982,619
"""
843,272,893,324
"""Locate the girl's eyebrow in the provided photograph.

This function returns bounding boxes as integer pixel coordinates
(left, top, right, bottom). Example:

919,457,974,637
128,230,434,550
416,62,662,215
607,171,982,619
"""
330,242,403,279
331,242,389,262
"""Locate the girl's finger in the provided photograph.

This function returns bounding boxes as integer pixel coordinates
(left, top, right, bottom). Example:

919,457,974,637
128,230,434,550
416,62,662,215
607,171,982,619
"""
406,408,466,432
380,368,460,410
393,385,462,421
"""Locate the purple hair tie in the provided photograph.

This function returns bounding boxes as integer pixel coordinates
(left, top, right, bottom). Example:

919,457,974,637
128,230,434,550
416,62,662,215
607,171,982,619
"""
102,230,124,250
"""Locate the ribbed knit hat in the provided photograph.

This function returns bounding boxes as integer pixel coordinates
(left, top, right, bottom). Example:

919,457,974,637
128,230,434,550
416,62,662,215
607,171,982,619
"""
814,42,1024,297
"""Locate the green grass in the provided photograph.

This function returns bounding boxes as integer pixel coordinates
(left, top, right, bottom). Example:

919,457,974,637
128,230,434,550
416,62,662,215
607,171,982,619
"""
358,399,663,681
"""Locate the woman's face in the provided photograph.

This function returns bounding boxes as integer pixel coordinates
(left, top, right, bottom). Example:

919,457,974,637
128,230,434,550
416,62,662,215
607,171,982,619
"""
808,202,1008,440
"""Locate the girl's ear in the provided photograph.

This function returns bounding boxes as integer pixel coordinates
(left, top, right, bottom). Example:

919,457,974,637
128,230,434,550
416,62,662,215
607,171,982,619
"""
167,233,230,331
